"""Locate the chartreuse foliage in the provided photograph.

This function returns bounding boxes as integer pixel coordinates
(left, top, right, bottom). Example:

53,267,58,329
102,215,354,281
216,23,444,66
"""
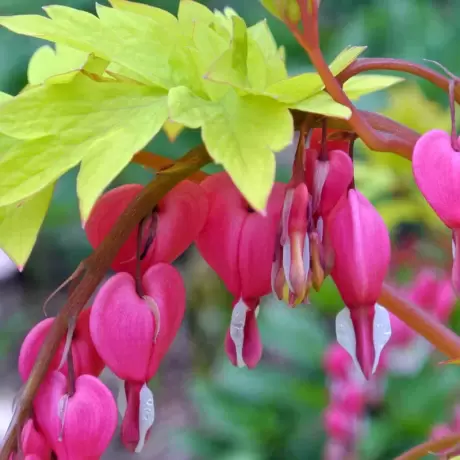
0,0,402,268
355,83,451,233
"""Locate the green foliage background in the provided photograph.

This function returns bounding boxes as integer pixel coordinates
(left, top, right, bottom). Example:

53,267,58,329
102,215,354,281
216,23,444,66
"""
1,1,460,459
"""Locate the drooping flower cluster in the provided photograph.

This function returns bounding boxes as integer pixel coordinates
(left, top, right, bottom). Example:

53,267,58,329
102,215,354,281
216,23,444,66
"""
14,181,207,457
19,121,460,457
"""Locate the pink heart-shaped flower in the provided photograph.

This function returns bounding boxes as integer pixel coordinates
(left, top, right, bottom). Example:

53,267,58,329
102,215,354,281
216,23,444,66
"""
33,371,117,459
90,263,185,382
412,129,460,228
85,181,208,276
19,308,104,382
197,172,286,298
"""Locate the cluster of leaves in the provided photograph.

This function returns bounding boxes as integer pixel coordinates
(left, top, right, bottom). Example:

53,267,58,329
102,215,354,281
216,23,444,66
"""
0,0,403,269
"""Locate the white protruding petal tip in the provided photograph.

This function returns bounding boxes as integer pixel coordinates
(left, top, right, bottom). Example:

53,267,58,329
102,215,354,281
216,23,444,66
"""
317,217,324,242
135,383,155,453
230,299,249,369
282,241,294,293
372,304,392,375
57,394,69,442
302,232,311,279
117,379,127,418
335,307,361,377
453,236,456,260
255,305,260,318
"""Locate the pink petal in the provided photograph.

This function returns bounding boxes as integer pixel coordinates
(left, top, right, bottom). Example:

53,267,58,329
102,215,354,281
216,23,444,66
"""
143,263,186,378
412,129,460,228
143,180,208,265
238,183,286,298
196,173,249,297
90,272,156,381
85,182,207,277
319,149,353,217
34,372,117,459
330,189,390,307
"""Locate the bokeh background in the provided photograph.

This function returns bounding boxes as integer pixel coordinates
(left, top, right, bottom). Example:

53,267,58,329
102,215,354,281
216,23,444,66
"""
1,1,460,459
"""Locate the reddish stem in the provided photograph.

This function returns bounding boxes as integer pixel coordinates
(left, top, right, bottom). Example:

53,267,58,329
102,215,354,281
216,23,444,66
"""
379,284,460,359
338,58,460,104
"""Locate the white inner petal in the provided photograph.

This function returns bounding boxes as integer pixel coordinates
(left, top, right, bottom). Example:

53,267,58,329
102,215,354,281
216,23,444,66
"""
58,394,69,442
313,161,330,212
230,299,249,368
453,235,456,260
317,217,324,242
335,307,363,379
271,258,280,298
282,241,294,293
372,304,392,374
135,383,155,453
117,379,127,418
281,189,294,244
143,295,160,343
254,306,260,318
302,233,311,280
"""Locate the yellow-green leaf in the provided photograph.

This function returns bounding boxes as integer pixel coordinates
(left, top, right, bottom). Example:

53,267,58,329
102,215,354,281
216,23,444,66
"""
375,200,422,231
343,75,404,100
329,46,367,75
178,0,214,37
108,0,177,27
0,184,53,268
292,92,351,119
27,44,87,86
77,94,168,221
169,86,293,211
0,73,168,207
0,5,180,88
264,46,367,103
260,0,301,23
0,91,12,104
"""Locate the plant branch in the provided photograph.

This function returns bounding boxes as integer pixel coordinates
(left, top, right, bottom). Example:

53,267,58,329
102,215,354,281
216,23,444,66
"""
338,58,460,104
287,4,415,159
395,432,460,459
132,151,208,183
0,145,211,460
378,284,460,358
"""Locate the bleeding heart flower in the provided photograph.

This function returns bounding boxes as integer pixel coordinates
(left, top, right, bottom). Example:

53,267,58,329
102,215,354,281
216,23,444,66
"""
8,419,51,460
90,263,185,452
85,181,208,277
412,129,460,294
197,172,286,299
18,308,104,382
224,298,262,369
33,371,117,459
330,190,392,379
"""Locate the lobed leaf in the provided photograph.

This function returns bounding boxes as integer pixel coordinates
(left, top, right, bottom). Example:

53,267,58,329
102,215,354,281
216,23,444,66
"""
27,44,87,86
169,86,293,211
260,0,301,23
0,73,168,214
0,184,54,269
343,74,404,100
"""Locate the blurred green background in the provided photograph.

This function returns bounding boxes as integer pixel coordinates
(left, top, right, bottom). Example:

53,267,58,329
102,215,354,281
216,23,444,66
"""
1,1,460,459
